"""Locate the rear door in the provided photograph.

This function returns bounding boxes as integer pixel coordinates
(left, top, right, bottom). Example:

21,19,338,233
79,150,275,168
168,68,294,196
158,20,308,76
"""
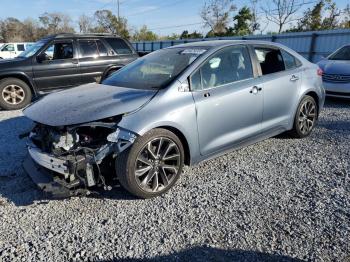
253,45,302,132
33,39,81,91
191,45,263,156
78,39,113,84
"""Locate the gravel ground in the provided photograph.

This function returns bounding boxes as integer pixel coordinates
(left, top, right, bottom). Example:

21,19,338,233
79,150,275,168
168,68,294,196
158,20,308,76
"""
0,98,349,262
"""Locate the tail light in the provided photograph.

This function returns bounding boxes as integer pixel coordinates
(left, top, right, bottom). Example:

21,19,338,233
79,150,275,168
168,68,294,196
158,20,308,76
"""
317,68,323,76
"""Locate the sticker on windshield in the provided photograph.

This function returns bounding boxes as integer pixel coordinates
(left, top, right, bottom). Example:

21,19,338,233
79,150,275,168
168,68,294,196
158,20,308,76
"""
180,49,207,55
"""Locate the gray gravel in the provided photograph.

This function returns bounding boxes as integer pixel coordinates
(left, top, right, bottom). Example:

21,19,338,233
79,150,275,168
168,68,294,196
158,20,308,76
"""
0,98,349,261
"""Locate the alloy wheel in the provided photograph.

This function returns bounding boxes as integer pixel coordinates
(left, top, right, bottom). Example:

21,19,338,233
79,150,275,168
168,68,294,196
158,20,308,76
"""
134,137,181,193
2,84,25,105
298,99,316,135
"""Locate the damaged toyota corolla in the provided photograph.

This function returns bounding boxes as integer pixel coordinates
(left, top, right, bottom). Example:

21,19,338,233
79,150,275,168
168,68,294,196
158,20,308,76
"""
22,40,325,198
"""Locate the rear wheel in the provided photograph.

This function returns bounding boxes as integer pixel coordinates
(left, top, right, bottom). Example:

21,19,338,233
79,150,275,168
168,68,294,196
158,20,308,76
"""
290,95,318,138
116,128,184,198
0,78,32,110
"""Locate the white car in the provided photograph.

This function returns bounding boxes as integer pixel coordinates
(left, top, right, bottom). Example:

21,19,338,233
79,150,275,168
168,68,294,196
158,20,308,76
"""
0,43,34,59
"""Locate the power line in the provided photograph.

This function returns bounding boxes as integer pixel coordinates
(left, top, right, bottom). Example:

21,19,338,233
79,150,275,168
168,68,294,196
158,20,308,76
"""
149,22,204,31
127,0,184,17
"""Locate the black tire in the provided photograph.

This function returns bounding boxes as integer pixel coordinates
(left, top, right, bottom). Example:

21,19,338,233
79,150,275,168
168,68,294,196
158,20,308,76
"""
290,95,318,138
0,78,32,110
116,128,185,198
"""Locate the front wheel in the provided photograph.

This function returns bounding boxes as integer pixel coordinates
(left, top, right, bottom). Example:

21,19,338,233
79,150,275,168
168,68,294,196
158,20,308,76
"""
116,128,184,198
0,78,32,110
290,95,318,138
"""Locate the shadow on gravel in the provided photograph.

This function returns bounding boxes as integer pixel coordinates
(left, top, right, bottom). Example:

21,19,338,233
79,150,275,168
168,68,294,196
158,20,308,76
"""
324,97,349,108
0,115,43,206
99,246,304,262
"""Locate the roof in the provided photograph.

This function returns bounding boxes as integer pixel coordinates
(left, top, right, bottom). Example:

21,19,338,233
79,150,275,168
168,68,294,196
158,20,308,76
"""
43,33,121,39
167,39,284,49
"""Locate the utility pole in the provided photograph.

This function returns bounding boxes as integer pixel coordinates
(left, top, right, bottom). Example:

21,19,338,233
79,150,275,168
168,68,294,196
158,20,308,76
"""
117,0,120,21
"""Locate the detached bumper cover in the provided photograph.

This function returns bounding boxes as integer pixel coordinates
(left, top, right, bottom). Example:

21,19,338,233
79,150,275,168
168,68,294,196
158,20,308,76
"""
23,155,72,198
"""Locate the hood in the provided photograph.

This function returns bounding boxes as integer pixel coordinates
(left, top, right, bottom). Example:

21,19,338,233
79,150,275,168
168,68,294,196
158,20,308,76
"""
24,83,157,126
0,57,27,64
317,59,350,75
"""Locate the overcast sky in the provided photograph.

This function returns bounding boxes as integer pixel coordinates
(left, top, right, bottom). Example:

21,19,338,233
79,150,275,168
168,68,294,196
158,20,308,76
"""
0,0,349,36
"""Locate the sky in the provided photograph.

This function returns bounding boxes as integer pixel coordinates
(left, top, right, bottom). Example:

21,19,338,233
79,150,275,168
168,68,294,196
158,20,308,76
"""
0,0,349,36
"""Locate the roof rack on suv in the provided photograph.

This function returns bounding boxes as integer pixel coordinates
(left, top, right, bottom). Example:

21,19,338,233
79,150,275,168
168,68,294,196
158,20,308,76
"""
52,33,120,38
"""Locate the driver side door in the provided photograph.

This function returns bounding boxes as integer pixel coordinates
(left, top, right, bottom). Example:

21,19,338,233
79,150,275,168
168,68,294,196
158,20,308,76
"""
32,40,81,92
191,45,263,156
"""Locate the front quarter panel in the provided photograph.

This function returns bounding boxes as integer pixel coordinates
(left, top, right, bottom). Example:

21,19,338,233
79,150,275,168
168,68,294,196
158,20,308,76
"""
117,82,200,164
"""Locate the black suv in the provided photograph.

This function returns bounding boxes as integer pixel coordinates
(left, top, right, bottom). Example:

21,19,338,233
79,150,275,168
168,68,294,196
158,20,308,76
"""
0,34,139,110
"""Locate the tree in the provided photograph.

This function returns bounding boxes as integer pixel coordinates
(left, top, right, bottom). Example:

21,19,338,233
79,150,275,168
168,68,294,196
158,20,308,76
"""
39,12,75,35
200,0,236,36
295,0,324,31
292,0,341,31
159,33,180,40
341,4,350,28
262,0,308,33
78,14,93,33
0,18,24,42
133,25,158,41
22,18,41,42
232,6,254,35
321,0,341,29
94,10,130,39
180,30,203,39
249,0,260,33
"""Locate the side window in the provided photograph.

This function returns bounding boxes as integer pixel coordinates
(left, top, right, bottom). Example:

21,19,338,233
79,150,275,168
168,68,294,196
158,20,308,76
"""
191,70,202,91
96,40,108,56
17,44,25,52
2,44,15,52
200,46,253,89
255,47,285,75
105,38,133,54
281,50,301,70
42,42,73,60
79,40,99,58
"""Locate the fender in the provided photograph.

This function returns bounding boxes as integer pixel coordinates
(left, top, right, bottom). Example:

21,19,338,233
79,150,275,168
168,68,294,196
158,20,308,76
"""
0,71,38,96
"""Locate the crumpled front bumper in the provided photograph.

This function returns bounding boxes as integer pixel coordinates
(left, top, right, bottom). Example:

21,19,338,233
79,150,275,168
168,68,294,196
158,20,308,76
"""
22,127,138,197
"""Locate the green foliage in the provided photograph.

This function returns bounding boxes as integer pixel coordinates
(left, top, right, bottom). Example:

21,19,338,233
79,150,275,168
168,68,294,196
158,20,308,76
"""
291,0,342,32
180,30,203,39
132,25,158,41
232,6,253,36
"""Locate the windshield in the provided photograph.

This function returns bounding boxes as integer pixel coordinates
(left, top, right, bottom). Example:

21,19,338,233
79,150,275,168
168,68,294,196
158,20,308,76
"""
17,40,47,58
328,45,350,61
102,47,208,89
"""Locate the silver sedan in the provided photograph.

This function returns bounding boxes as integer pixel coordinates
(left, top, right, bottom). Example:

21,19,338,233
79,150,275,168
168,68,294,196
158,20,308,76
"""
318,44,350,98
23,40,325,198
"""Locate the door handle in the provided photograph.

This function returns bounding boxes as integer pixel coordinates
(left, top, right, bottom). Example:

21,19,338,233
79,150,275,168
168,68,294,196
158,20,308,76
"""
204,92,211,98
290,75,299,81
249,86,262,94
72,59,79,65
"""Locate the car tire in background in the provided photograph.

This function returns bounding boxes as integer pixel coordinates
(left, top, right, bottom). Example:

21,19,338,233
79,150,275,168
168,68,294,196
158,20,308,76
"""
0,78,32,110
116,128,185,198
290,95,318,138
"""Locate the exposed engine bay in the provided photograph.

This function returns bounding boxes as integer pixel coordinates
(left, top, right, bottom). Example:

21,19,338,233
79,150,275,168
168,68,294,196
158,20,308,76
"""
24,117,137,196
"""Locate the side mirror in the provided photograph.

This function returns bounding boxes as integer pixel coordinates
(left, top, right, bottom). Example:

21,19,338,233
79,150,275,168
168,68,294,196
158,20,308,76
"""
36,53,46,63
178,79,190,92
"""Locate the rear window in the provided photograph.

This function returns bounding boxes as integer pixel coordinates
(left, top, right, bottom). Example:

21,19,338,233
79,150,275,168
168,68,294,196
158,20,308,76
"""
79,40,99,57
105,38,133,55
